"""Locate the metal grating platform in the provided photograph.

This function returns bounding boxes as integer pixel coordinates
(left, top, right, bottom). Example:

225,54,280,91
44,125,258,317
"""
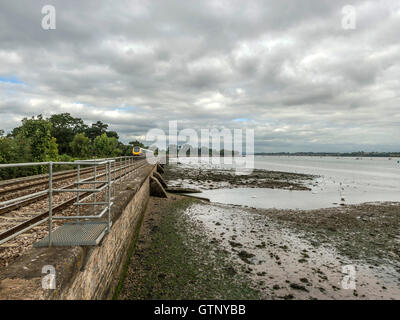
34,222,109,247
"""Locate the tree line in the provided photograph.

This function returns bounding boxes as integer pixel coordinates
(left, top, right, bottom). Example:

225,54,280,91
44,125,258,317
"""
0,113,145,179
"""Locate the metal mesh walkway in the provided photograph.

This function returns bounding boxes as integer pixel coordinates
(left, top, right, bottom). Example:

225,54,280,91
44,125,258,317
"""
34,222,109,247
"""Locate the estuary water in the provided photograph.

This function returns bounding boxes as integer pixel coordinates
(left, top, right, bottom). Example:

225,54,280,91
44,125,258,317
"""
180,156,400,210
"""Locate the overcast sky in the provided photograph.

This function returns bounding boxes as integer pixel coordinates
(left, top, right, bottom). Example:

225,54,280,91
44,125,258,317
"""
0,0,399,152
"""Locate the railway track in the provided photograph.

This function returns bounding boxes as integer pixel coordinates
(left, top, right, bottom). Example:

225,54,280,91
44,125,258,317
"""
0,159,148,244
0,161,130,215
0,161,129,201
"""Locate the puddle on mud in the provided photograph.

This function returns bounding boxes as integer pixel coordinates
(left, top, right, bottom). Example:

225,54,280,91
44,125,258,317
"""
184,202,400,300
196,187,335,210
194,183,400,210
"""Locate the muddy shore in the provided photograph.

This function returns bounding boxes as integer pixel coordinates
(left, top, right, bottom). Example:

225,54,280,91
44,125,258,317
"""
163,164,315,191
119,194,400,300
118,195,260,300
187,201,400,299
158,164,400,299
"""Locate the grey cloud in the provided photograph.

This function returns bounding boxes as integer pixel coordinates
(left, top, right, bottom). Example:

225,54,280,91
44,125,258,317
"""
0,0,399,151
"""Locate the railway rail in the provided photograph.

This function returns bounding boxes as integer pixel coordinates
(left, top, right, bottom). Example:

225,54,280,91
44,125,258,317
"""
0,161,131,215
0,157,148,246
0,160,130,201
0,166,99,199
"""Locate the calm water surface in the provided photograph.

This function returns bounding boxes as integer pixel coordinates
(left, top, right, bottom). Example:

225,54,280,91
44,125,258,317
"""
180,156,400,209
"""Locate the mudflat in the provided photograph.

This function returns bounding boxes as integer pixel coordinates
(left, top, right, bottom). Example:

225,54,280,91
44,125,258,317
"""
118,194,399,300
117,195,260,300
164,165,315,191
119,163,400,300
185,201,400,299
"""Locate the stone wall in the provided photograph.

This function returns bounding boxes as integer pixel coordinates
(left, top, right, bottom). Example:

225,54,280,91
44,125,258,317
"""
58,177,150,299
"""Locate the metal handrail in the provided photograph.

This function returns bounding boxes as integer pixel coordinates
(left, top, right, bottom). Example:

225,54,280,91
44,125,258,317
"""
0,156,138,246
0,164,122,208
47,159,116,245
0,162,51,168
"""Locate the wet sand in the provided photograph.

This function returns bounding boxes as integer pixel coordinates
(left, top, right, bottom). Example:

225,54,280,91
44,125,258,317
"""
162,163,400,299
185,202,400,299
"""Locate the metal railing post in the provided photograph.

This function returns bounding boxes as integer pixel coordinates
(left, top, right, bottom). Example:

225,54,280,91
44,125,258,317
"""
93,164,97,211
126,157,129,178
113,159,116,197
125,157,127,181
107,161,111,231
105,162,108,196
48,162,53,247
77,164,80,216
119,157,122,190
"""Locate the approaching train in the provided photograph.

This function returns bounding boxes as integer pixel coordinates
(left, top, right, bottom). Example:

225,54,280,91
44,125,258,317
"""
132,146,154,156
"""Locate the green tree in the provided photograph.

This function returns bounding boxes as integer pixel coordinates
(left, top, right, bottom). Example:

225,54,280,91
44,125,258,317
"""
85,121,109,141
128,140,145,148
16,115,59,162
70,133,91,159
48,113,87,154
0,134,6,163
0,129,4,163
0,135,31,163
106,131,119,140
117,142,131,156
93,133,121,157
0,134,33,178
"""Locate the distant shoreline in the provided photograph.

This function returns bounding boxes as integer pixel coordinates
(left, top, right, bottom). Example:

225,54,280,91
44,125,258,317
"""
254,153,400,158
